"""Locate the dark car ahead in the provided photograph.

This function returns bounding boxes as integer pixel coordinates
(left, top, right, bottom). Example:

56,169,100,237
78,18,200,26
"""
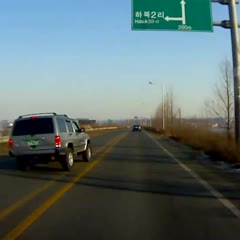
132,124,141,132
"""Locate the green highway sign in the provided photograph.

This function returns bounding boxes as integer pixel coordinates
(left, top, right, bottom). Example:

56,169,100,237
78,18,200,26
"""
132,0,213,32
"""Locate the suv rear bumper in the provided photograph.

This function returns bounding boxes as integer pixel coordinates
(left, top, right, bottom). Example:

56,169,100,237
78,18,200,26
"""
9,148,66,159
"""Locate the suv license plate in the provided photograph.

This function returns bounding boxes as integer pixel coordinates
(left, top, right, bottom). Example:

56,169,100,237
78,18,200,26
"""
27,140,39,146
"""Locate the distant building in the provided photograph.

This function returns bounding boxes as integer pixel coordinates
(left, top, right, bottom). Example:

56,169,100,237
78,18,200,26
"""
0,120,12,129
0,120,12,136
77,118,96,126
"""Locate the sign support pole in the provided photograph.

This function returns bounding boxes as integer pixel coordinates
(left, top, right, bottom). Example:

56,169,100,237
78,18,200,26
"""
229,0,240,144
213,0,240,144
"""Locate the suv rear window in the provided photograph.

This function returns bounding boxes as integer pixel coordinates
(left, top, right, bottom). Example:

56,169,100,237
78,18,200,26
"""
12,118,54,136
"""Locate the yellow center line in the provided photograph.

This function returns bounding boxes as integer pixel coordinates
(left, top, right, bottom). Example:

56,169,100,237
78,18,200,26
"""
0,134,121,223
3,132,127,240
0,176,60,222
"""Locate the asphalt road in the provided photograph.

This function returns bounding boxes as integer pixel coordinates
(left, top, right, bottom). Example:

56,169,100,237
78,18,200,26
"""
1,129,240,239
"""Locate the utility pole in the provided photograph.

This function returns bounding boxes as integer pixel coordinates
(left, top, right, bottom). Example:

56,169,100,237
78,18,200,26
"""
212,0,240,144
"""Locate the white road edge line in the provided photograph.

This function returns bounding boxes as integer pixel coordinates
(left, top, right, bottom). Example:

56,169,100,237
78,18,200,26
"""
145,131,240,219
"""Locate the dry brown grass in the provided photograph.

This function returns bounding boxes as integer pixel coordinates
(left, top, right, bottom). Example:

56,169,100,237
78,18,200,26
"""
145,126,240,164
172,127,240,164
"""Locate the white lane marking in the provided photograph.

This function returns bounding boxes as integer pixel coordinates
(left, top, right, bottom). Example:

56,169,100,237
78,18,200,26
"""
145,131,240,218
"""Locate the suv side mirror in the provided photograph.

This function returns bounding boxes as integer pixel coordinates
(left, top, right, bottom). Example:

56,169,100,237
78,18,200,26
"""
80,128,85,132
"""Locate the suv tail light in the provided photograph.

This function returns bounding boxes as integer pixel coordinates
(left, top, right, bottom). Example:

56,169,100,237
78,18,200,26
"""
55,135,61,147
9,139,13,148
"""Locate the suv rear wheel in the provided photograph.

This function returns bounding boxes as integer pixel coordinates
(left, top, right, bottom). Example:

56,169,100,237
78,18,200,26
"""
61,148,74,171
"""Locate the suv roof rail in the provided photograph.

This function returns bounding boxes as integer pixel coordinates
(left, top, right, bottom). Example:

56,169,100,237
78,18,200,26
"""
57,114,69,118
18,112,57,119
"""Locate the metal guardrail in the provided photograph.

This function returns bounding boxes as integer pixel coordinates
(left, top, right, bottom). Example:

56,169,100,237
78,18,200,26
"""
86,127,118,132
0,136,9,143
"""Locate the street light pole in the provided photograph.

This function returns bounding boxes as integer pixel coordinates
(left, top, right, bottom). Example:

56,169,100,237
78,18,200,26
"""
149,81,165,133
162,82,165,133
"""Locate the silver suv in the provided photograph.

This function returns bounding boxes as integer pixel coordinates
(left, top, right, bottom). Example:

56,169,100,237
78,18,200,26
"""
9,112,92,171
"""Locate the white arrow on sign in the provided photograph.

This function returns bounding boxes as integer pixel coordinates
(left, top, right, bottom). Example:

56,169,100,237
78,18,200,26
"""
165,0,186,25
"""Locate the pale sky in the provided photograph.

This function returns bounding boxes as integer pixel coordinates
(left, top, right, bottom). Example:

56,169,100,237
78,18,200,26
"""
0,0,238,121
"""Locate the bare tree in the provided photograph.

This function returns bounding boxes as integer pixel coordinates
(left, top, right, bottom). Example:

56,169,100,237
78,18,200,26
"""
208,59,234,138
154,104,163,130
203,100,214,128
165,89,174,132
